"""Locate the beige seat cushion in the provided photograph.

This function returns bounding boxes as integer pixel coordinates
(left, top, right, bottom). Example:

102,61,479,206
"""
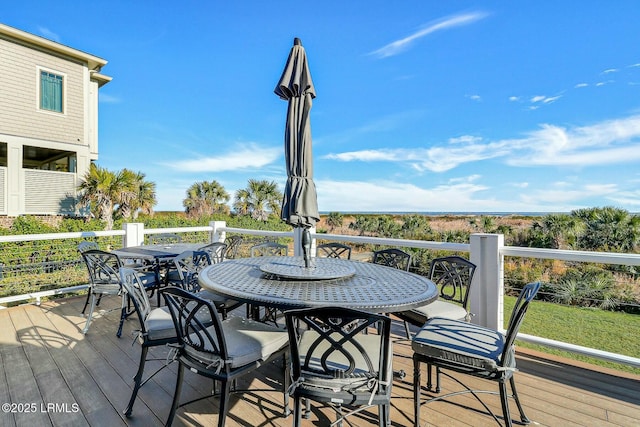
409,300,468,322
184,316,288,369
145,307,176,341
296,330,392,392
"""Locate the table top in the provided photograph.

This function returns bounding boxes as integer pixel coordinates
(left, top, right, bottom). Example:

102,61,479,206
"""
112,243,206,260
199,256,438,314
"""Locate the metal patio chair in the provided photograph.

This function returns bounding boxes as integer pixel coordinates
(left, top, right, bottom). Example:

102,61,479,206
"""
372,248,412,271
168,250,240,318
250,241,289,257
397,256,477,389
397,255,477,333
223,235,243,259
412,282,541,427
284,306,393,427
119,267,182,417
79,249,126,336
200,241,228,264
162,286,290,427
77,240,99,253
316,242,352,259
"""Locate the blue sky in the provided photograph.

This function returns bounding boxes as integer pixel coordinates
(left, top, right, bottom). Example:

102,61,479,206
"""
5,1,640,213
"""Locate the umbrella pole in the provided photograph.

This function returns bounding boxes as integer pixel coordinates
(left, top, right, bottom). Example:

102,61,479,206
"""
302,227,311,268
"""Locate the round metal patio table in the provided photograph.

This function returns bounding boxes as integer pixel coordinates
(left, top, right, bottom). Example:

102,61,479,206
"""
198,256,438,314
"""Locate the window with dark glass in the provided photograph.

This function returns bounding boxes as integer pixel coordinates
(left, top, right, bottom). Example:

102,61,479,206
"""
40,70,63,113
23,146,76,172
0,143,7,167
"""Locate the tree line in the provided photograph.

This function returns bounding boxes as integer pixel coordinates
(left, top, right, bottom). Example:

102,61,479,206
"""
325,209,640,312
77,164,283,230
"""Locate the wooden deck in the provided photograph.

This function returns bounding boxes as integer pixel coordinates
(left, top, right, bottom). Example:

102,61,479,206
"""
0,295,638,427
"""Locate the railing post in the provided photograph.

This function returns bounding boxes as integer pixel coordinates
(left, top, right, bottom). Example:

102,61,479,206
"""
123,222,145,247
209,221,226,243
469,233,504,330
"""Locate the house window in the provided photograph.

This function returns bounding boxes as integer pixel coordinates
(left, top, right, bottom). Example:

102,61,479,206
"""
0,143,6,167
40,70,64,113
23,146,76,173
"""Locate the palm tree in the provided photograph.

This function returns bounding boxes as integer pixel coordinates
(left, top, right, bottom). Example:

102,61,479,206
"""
233,179,282,221
573,206,640,252
402,214,431,238
112,169,157,220
232,188,251,216
77,164,119,230
542,213,583,249
133,177,157,218
183,180,230,218
348,215,373,236
326,212,344,232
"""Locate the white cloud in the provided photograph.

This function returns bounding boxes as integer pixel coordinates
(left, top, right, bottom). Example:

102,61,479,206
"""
608,190,640,206
99,93,121,104
168,143,280,172
602,68,619,74
509,96,520,102
324,137,508,172
506,115,640,167
369,12,488,58
315,178,600,213
574,83,588,88
324,149,400,162
531,95,561,104
449,135,482,144
323,114,640,172
38,26,61,43
316,178,491,212
520,182,617,205
467,94,482,101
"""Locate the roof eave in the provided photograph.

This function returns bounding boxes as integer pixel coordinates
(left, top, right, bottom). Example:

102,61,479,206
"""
0,23,108,71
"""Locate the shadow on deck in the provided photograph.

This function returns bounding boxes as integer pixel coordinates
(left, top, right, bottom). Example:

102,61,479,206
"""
0,295,638,426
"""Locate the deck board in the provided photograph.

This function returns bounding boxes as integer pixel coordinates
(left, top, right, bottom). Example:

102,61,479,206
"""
0,295,638,427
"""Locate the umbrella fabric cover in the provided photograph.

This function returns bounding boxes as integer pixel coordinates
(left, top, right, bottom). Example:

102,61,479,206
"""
275,38,320,229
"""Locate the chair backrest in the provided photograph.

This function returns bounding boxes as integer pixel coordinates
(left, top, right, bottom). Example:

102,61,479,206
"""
77,241,99,254
284,306,392,397
317,242,352,259
501,282,541,368
148,233,182,244
200,242,227,264
172,250,212,292
224,235,243,259
81,249,122,285
372,248,411,271
250,241,288,257
119,267,154,329
429,256,477,309
162,286,228,366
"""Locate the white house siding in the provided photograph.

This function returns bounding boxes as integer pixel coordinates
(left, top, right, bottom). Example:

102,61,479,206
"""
0,167,6,214
0,37,85,145
24,169,77,215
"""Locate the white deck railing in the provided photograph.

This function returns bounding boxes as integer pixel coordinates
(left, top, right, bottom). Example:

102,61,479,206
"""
0,220,638,369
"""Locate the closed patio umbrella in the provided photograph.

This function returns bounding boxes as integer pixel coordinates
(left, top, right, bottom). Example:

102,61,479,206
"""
274,37,319,267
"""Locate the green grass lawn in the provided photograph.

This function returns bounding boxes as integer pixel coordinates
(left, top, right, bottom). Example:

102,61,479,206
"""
504,296,640,375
